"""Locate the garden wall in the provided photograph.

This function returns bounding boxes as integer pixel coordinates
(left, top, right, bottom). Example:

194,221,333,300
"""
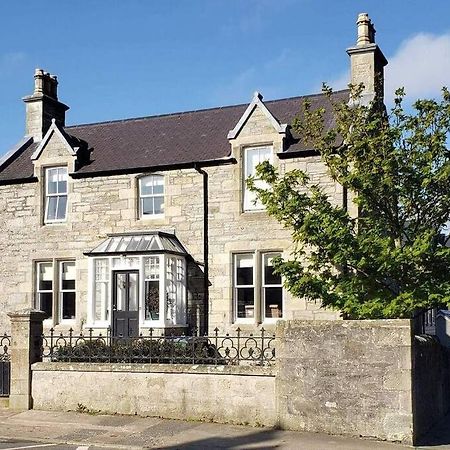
276,319,415,444
12,314,450,446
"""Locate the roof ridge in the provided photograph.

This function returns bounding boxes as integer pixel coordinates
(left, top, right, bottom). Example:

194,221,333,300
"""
66,89,350,130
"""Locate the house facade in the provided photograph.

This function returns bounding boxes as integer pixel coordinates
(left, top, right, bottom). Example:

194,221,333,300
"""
0,14,387,336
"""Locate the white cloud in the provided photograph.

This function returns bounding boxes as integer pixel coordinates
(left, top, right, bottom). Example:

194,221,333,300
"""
328,32,450,103
385,33,450,100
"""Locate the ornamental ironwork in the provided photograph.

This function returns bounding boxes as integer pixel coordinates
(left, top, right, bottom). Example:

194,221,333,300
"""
40,327,276,366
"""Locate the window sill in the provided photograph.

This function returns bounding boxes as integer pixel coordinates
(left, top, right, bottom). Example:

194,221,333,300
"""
139,214,165,220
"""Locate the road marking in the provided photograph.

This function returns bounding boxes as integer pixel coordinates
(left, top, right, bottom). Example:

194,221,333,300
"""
1,444,57,450
76,447,89,450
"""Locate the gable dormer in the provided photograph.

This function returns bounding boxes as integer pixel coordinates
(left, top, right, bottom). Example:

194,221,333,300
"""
31,119,79,175
228,92,288,212
227,91,287,146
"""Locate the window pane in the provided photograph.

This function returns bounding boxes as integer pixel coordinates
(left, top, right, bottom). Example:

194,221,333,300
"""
94,282,108,321
144,257,160,280
142,197,154,215
236,254,253,285
56,195,67,220
245,149,260,177
57,168,67,194
62,292,76,319
140,177,154,196
38,263,53,290
153,196,164,214
47,169,58,194
145,280,160,320
265,287,283,318
237,288,254,318
153,176,164,194
128,273,138,311
39,293,53,318
46,197,58,221
264,254,281,285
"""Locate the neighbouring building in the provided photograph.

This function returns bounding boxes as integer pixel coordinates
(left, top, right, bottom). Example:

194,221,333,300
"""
0,13,387,336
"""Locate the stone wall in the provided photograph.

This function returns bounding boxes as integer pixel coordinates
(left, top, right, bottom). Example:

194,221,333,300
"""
276,319,415,444
31,363,276,427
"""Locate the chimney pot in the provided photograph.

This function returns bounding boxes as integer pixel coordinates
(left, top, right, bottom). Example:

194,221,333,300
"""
356,12,375,46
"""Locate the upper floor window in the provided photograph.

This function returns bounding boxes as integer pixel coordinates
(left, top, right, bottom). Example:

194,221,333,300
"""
139,175,164,218
243,146,272,211
45,167,68,223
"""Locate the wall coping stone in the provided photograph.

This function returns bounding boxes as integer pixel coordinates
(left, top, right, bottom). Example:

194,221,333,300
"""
32,362,275,377
7,309,47,321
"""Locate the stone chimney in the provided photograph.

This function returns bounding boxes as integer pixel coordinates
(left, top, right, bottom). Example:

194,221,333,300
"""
347,13,388,104
22,69,69,141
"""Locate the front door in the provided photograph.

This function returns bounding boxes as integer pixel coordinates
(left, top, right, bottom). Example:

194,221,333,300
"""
112,270,139,337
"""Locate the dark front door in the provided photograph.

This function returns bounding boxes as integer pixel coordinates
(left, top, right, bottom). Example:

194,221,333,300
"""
112,270,139,337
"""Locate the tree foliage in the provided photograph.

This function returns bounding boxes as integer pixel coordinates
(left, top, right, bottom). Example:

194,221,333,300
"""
248,85,450,318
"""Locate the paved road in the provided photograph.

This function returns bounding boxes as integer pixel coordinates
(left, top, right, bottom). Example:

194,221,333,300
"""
0,439,126,450
0,408,449,449
0,409,407,449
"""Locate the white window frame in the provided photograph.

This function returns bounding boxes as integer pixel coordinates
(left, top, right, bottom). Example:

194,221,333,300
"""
36,261,53,322
262,252,283,322
233,253,256,323
59,261,76,322
35,259,76,324
243,146,273,212
139,174,165,219
44,166,68,223
233,251,283,324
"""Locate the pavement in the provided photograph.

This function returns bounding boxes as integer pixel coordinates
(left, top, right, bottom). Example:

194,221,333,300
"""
0,408,446,450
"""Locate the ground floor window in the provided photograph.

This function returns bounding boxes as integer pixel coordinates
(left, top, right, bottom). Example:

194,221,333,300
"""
36,260,76,322
233,252,283,322
88,254,187,330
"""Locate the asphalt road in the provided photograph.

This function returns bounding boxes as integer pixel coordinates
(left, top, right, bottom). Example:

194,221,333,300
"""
0,439,122,450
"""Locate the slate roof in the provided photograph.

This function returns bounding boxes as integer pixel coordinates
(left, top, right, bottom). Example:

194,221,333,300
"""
0,90,349,183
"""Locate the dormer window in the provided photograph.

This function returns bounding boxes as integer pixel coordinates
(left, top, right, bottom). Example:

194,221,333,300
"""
139,175,164,218
243,146,272,211
44,167,68,223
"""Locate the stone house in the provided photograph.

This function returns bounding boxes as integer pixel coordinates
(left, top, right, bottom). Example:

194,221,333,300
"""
0,14,387,336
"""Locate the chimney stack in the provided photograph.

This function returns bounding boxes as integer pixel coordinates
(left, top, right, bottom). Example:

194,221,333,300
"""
347,13,387,104
22,68,69,141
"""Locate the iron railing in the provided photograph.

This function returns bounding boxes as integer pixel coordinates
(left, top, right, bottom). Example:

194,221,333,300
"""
40,328,276,366
0,334,11,397
0,334,10,362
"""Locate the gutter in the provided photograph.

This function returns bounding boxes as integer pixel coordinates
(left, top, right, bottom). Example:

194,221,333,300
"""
71,157,237,179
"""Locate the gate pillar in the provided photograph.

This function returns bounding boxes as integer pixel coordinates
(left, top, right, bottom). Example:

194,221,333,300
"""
7,309,46,410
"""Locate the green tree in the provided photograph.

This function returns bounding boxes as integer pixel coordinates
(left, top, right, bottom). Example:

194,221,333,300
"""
248,86,450,319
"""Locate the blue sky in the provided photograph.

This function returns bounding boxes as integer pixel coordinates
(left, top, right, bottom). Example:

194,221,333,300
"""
0,0,449,154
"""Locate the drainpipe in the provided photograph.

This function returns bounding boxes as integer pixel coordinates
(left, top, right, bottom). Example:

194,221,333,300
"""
195,164,209,334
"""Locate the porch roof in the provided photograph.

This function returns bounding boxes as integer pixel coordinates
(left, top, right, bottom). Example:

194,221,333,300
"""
85,231,189,257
